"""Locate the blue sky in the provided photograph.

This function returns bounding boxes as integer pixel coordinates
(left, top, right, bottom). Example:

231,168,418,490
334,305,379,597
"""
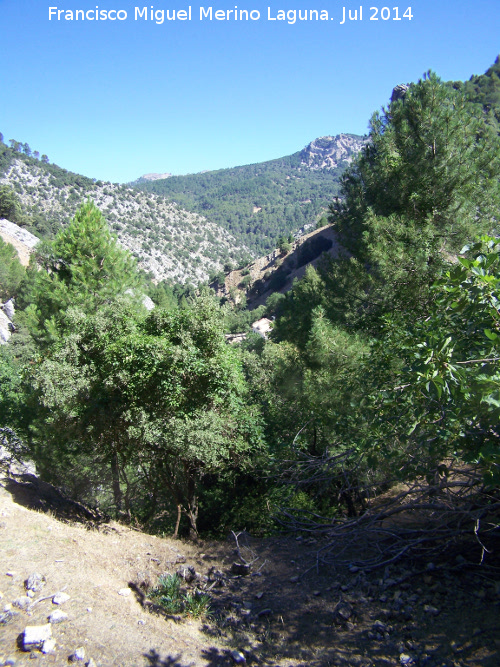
1,0,499,183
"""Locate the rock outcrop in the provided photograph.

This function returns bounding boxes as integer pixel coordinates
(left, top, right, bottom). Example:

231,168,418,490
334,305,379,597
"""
299,134,368,171
0,299,16,344
0,217,40,266
391,83,410,103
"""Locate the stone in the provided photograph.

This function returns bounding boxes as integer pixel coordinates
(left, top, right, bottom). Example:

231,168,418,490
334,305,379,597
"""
26,574,46,593
52,592,70,605
289,575,299,583
335,602,353,621
48,609,68,624
391,84,410,103
255,592,264,600
23,624,52,651
86,660,97,667
176,566,196,583
399,654,413,665
2,299,15,321
231,562,250,576
257,608,272,617
41,638,56,654
230,650,246,664
372,620,386,633
118,588,131,597
0,610,18,625
13,596,32,610
70,647,86,662
423,605,439,615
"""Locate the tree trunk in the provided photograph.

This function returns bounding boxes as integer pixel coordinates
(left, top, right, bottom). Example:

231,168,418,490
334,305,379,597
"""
173,504,182,539
111,451,123,515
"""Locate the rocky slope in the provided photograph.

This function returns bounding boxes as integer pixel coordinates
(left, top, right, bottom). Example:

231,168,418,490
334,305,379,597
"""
0,156,249,284
1,470,499,667
0,218,39,267
299,134,368,170
213,223,341,309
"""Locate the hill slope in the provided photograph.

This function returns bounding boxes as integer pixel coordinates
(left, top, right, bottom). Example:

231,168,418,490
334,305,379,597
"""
0,143,249,284
133,134,367,257
1,471,499,667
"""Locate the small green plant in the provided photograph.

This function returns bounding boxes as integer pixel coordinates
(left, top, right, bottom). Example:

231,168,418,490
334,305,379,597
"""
149,574,211,618
150,573,183,614
183,591,211,618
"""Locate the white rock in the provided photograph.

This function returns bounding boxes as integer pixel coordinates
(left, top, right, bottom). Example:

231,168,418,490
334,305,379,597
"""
118,587,131,597
87,659,97,667
2,299,15,321
48,609,68,624
26,573,46,592
13,596,32,610
53,592,70,605
23,624,52,650
42,638,57,654
70,647,86,662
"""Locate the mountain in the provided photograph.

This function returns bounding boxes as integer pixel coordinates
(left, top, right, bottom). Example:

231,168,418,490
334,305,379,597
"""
132,133,367,257
457,55,500,130
0,140,249,284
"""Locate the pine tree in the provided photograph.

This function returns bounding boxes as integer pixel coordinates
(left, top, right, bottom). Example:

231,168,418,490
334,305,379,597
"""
21,200,142,340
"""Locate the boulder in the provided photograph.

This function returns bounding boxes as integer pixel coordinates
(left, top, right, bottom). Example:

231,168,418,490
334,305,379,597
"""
23,624,52,651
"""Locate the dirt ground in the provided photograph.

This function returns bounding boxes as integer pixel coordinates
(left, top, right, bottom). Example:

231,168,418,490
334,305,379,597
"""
1,473,499,667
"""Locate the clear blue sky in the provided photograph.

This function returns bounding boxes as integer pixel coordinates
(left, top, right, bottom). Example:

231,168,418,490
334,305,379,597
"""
1,0,499,183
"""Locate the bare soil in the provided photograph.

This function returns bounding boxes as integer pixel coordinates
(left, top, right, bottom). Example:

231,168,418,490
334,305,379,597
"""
1,473,499,667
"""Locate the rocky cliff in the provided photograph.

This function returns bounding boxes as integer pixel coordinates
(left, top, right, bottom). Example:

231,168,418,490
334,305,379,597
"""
299,134,368,171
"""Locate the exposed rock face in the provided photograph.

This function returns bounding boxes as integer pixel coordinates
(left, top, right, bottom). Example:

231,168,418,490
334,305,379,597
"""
299,134,368,171
0,217,40,266
0,299,16,344
391,83,410,103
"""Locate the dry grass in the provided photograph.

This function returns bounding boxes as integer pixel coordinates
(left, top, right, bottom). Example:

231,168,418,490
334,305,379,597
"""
1,473,500,667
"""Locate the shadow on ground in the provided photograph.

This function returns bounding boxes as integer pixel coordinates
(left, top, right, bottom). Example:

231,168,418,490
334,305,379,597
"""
2,473,106,524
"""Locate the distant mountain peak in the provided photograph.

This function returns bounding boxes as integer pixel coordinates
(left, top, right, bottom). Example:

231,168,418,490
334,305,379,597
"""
140,172,172,181
300,133,367,170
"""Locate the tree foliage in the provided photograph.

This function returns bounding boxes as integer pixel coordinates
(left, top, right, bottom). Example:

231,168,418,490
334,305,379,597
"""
25,295,264,535
21,200,142,342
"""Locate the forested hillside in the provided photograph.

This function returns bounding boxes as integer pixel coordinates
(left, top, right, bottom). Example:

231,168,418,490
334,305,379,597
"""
133,134,366,256
0,138,250,283
1,61,500,571
461,55,500,129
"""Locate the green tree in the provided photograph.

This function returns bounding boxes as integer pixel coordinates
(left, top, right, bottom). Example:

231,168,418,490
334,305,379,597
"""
21,200,142,342
331,72,500,260
0,185,24,224
0,237,25,301
373,236,500,483
26,295,264,535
